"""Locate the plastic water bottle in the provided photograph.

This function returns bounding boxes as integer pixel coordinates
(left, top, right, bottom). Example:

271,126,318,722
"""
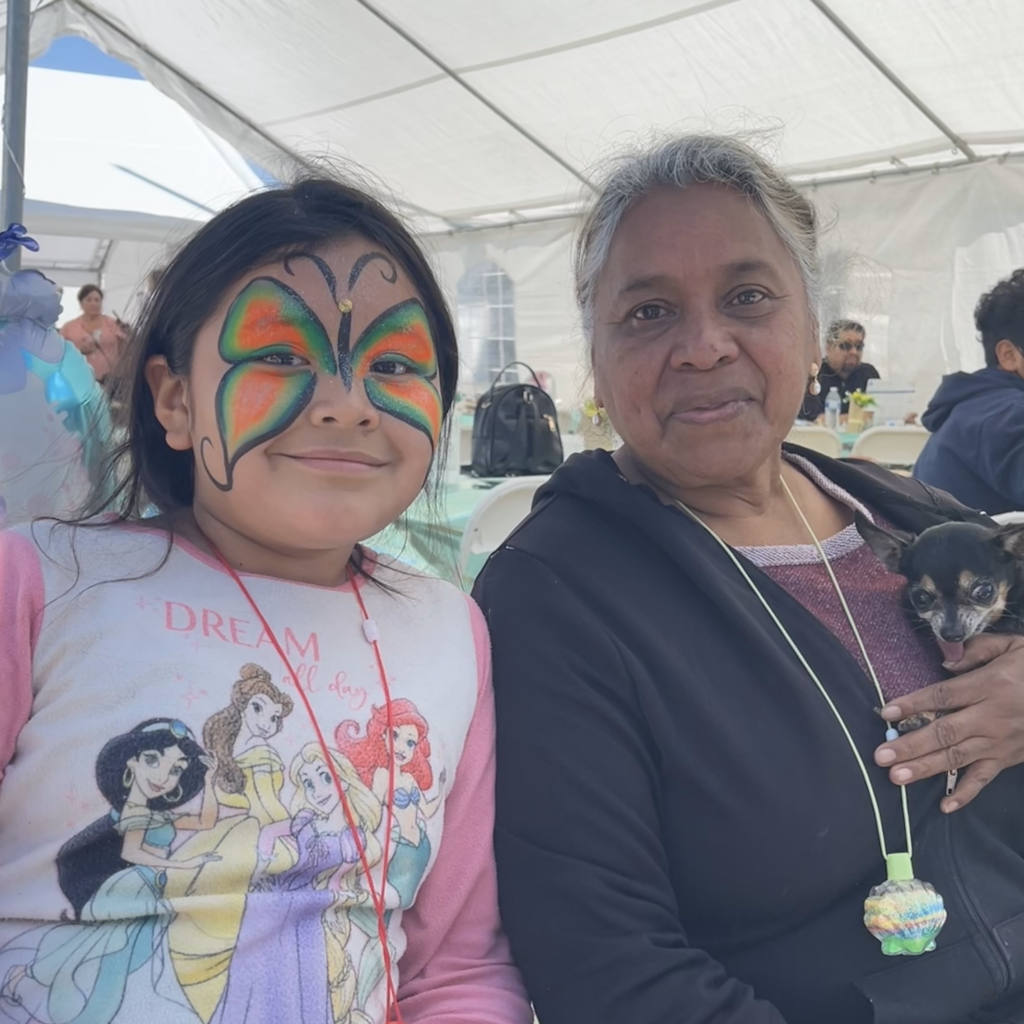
824,387,840,431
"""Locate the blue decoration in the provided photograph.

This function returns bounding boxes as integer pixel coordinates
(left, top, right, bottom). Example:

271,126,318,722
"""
0,222,40,262
0,253,113,524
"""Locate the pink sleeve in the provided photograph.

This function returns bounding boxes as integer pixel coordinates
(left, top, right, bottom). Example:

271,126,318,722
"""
0,529,42,782
397,596,532,1024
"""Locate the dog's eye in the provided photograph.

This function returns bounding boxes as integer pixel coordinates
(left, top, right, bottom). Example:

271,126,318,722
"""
909,588,935,610
972,581,996,602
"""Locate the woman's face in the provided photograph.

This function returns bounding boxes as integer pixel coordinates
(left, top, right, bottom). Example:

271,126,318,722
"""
389,724,419,768
242,694,284,739
299,759,341,813
153,236,441,557
80,290,102,316
128,745,188,800
591,184,815,491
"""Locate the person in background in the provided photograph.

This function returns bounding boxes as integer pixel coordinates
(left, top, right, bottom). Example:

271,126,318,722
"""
914,269,1024,514
59,284,125,384
802,318,880,418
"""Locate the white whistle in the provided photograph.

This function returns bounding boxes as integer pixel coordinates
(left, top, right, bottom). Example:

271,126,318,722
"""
362,618,380,644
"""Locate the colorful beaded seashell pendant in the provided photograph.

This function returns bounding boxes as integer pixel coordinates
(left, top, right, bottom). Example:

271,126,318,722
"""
863,854,947,956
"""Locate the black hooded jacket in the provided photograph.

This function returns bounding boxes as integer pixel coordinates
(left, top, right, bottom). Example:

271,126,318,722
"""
914,367,1024,515
473,449,1024,1024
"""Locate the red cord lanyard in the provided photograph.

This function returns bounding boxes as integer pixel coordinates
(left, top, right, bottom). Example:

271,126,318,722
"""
216,552,404,1023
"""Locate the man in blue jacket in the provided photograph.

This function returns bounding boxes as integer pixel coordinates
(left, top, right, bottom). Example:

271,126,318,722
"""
915,268,1024,513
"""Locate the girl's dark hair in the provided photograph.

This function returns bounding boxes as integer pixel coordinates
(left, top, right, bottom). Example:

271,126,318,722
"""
56,718,208,919
976,268,1024,367
74,176,459,578
77,283,102,303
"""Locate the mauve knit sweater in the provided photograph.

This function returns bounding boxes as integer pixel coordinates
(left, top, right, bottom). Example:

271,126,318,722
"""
740,455,945,701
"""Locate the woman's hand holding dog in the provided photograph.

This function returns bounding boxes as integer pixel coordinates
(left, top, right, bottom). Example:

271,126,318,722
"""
874,633,1024,812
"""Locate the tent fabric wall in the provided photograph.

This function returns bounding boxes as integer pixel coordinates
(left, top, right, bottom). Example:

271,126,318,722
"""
810,158,1024,407
427,219,583,404
427,158,1024,410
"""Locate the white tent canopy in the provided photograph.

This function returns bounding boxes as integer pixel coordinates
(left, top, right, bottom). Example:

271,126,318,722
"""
15,0,1024,229
0,65,261,316
5,1,1024,404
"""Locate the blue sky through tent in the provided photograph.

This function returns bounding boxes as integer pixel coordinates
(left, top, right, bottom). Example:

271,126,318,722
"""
31,36,276,184
32,35,143,78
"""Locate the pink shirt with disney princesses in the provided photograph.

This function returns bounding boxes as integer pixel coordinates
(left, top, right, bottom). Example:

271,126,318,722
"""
0,520,530,1024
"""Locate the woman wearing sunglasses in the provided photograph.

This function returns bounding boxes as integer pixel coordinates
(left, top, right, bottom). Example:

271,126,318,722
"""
804,319,880,417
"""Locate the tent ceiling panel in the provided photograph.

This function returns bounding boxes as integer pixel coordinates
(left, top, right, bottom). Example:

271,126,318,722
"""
4,0,1021,229
279,78,580,218
828,0,1024,143
22,232,102,268
462,0,944,176
70,0,443,124
368,0,733,70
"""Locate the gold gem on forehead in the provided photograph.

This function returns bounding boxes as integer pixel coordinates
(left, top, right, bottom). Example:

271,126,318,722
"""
337,298,353,313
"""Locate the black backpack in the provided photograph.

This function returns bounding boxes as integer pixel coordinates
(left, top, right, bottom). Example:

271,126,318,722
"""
471,362,564,477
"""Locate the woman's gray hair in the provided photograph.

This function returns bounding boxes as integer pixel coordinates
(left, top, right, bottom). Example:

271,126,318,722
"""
574,133,820,340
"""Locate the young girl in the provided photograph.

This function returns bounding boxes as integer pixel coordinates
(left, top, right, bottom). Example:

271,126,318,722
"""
0,179,530,1024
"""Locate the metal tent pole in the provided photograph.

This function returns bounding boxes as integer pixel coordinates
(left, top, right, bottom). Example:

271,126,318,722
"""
1,0,30,270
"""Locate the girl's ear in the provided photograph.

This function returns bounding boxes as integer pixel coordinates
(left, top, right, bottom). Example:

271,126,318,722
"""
145,356,193,452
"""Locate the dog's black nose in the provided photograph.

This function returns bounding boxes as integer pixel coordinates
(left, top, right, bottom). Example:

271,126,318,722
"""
940,628,966,642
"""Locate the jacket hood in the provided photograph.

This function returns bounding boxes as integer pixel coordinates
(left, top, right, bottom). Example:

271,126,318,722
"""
922,367,1024,431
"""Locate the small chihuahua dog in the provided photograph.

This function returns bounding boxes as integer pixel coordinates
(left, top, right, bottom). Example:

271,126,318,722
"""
855,513,1024,666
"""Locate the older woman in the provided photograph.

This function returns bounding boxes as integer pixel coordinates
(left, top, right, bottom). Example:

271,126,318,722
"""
60,284,124,383
473,136,1024,1024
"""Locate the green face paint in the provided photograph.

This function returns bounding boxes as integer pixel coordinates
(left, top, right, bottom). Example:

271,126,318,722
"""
201,276,336,491
349,299,442,446
200,254,443,492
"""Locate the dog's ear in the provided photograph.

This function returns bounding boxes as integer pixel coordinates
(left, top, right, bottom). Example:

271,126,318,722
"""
997,521,1024,558
855,512,913,573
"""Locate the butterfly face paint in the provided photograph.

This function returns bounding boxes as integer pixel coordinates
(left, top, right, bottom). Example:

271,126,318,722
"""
201,277,337,491
349,299,442,446
200,252,441,492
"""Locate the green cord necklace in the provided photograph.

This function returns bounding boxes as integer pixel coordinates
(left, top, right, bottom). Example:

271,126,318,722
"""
675,476,947,956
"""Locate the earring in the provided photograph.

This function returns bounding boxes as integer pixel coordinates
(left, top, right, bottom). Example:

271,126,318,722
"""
808,363,822,396
165,783,183,804
591,412,602,426
123,767,134,789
